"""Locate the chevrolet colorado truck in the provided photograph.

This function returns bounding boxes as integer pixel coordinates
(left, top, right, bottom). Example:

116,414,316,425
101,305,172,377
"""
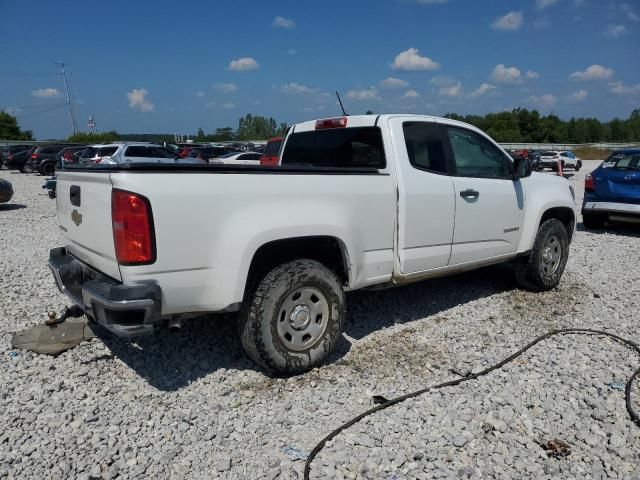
49,115,576,374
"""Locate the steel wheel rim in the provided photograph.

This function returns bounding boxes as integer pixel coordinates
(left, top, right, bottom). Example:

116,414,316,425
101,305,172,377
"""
276,287,330,352
541,235,562,276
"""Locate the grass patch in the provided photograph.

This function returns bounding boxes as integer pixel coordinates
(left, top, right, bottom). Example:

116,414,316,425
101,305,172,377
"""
573,147,612,160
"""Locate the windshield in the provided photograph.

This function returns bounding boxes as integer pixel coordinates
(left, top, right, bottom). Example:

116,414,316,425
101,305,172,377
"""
602,152,640,170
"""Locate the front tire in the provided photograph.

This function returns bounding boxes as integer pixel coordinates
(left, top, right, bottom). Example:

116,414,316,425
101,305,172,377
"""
239,259,345,375
575,160,582,171
515,219,569,291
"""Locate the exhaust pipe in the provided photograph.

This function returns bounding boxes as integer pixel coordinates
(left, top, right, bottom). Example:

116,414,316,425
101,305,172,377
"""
168,318,182,333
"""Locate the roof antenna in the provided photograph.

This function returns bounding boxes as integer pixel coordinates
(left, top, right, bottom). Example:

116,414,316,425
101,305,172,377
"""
336,91,349,116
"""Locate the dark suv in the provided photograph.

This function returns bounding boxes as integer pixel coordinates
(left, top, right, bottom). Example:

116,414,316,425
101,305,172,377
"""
24,144,80,175
1,145,34,170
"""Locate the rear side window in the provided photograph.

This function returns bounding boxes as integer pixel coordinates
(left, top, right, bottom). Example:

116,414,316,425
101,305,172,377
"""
281,127,385,168
40,147,58,154
125,146,148,157
603,153,640,170
98,147,118,156
147,146,176,158
402,122,448,174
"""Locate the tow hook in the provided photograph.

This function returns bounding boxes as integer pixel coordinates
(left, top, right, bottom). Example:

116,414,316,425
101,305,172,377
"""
45,305,85,326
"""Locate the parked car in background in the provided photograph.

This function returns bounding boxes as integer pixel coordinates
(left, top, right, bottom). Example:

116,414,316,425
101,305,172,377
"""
1,145,32,168
3,146,35,171
185,146,233,162
210,151,262,165
537,151,582,172
76,143,205,165
582,149,640,228
176,144,206,158
0,178,13,203
79,145,120,165
260,137,283,166
24,144,80,175
58,146,88,168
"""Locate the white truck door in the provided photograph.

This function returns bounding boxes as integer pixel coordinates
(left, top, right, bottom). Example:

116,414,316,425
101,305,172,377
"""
390,118,455,273
442,125,524,265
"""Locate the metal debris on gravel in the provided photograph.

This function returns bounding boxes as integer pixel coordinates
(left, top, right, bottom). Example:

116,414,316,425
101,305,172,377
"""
1,163,638,479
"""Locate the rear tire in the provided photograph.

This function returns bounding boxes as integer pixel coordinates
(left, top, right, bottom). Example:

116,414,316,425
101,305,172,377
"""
41,162,55,176
515,218,569,291
239,259,345,375
575,160,582,171
20,164,33,173
582,212,606,229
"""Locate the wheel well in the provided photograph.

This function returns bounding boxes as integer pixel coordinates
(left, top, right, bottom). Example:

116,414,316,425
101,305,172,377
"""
540,207,575,241
245,236,349,296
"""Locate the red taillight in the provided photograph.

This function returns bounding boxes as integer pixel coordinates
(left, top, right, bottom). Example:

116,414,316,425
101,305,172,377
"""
63,151,73,161
585,174,595,191
112,189,155,265
260,155,278,166
95,157,102,164
315,117,348,129
31,153,38,159
7,154,12,160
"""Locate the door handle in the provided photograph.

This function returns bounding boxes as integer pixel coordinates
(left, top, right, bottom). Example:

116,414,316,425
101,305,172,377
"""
459,189,479,199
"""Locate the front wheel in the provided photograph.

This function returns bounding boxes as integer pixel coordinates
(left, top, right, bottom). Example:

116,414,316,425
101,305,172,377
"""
515,218,569,291
41,162,55,176
575,160,582,171
239,259,345,375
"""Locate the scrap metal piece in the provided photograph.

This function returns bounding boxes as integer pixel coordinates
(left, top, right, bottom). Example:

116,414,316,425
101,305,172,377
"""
11,319,96,356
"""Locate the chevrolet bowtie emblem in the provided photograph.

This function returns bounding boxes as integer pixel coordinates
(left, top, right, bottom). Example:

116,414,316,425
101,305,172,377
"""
71,209,83,226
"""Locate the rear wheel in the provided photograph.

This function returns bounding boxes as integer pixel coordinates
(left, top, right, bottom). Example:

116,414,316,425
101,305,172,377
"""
575,160,582,171
41,162,55,176
239,259,345,375
515,218,569,291
582,212,606,229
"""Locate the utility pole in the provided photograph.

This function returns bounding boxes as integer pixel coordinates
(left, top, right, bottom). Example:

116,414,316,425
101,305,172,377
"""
57,62,78,135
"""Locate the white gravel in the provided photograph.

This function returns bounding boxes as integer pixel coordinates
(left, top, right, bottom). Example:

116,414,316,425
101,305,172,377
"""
0,163,639,480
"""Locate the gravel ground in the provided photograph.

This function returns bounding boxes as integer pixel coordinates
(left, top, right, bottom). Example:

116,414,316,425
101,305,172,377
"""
0,163,638,480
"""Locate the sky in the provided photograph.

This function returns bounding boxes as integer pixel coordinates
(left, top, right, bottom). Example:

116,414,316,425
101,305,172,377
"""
1,0,639,139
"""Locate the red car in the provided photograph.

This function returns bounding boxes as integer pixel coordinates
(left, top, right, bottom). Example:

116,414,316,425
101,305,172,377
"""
260,137,283,166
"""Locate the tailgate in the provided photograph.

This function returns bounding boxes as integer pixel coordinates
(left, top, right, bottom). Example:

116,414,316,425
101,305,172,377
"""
596,169,640,203
56,171,122,281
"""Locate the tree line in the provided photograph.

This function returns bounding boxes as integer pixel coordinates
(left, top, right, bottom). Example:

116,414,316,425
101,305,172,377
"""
2,109,640,144
445,108,640,144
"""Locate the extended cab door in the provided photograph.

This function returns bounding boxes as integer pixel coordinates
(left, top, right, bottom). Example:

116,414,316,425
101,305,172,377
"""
442,124,524,265
390,118,455,273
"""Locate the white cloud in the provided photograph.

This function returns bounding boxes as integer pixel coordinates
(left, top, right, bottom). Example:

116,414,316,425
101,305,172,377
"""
273,16,295,28
287,48,298,55
622,3,639,21
381,77,409,88
490,64,523,84
525,70,540,79
222,102,236,110
346,88,381,101
206,101,217,108
468,83,496,98
536,0,560,9
392,48,440,71
491,11,523,31
527,94,557,109
439,82,463,98
213,82,238,93
604,24,627,37
127,88,154,112
609,81,640,95
31,88,60,98
196,91,205,97
403,89,421,99
569,64,614,81
281,82,318,94
568,89,588,102
228,57,259,71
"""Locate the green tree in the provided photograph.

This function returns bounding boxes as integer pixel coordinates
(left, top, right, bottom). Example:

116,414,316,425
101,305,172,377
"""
0,112,33,140
67,131,119,144
236,114,279,140
195,127,206,141
211,127,234,142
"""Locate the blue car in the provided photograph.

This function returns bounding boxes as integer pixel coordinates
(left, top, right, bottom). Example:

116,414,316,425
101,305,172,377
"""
582,149,640,229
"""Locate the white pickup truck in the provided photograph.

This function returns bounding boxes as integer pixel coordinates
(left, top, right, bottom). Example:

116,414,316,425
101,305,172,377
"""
49,115,576,374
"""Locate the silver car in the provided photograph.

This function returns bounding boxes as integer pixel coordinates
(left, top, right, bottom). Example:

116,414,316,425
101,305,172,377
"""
79,142,204,165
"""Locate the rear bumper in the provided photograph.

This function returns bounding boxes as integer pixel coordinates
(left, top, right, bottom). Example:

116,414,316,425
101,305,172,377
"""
582,201,640,215
48,247,162,337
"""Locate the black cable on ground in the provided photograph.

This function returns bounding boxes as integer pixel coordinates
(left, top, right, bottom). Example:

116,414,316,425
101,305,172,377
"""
304,328,640,479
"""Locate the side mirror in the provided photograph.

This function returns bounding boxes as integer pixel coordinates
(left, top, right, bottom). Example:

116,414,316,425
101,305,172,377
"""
514,156,532,179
